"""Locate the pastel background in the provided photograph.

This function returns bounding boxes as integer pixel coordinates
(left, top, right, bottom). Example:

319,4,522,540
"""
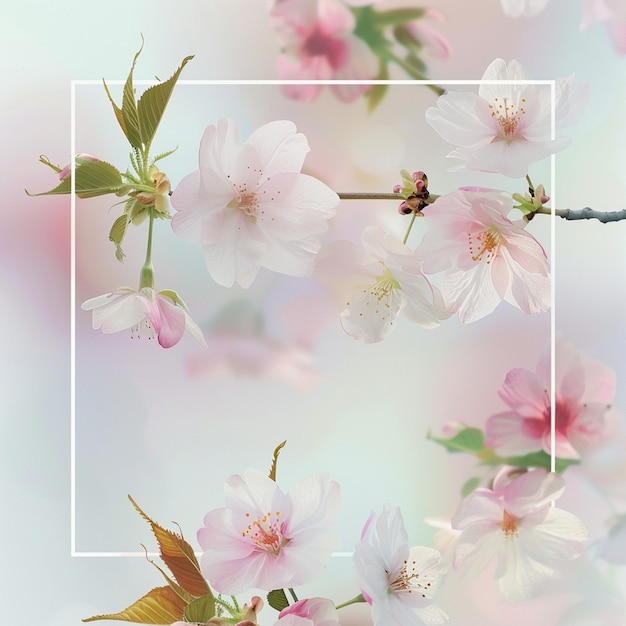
2,1,625,625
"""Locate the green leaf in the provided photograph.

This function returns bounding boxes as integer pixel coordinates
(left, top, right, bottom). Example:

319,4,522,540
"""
183,595,216,623
268,440,287,482
460,476,481,498
25,176,72,196
493,450,580,473
373,8,426,27
109,214,129,262
267,589,290,612
138,55,193,147
82,586,186,624
74,160,125,198
427,426,485,454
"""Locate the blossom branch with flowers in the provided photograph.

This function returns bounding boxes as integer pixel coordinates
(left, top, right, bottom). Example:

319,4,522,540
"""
26,6,626,621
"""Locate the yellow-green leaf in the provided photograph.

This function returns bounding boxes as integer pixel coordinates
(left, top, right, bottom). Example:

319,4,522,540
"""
82,586,186,624
25,176,72,197
74,160,125,198
183,595,216,623
268,440,287,482
128,496,211,599
138,55,193,147
109,214,129,263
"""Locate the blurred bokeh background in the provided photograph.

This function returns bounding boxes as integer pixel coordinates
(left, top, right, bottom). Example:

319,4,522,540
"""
2,1,625,624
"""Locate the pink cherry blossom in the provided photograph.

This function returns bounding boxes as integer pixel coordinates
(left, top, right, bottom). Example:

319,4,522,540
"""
353,504,448,625
270,0,378,102
81,287,206,349
198,469,340,595
499,0,551,17
485,336,615,458
315,226,449,343
274,597,340,626
171,118,339,288
425,58,587,178
451,468,588,601
416,188,550,322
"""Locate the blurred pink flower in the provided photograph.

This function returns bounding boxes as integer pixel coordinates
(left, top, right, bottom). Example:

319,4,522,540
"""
485,336,615,458
274,597,340,626
198,469,340,594
354,504,448,625
499,0,551,17
452,468,588,601
404,9,450,60
270,0,377,102
581,0,626,53
171,118,338,288
315,226,449,343
416,189,550,322
425,58,586,177
188,328,324,390
81,287,206,349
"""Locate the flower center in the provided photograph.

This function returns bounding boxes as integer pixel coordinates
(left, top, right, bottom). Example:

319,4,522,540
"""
303,27,348,69
499,509,519,537
522,397,577,440
385,560,433,599
242,511,290,556
467,226,502,263
489,96,526,143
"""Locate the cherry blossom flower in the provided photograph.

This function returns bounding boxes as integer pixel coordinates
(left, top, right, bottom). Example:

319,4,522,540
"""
171,119,338,288
81,287,206,349
315,226,449,343
499,0,551,17
270,0,378,102
451,468,588,601
198,469,340,594
274,597,340,626
353,504,448,625
425,58,586,177
416,188,550,323
485,336,614,458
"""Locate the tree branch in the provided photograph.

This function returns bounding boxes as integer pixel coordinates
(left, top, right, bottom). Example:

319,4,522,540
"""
534,207,626,223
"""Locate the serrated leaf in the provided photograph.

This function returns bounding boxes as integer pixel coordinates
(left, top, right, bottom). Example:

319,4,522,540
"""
267,589,289,612
460,476,481,498
128,495,211,599
138,55,193,147
25,176,72,196
183,595,216,623
427,427,485,454
82,586,186,624
268,440,287,482
75,160,125,198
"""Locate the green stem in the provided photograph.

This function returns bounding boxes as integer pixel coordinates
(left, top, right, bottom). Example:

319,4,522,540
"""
288,588,299,603
525,174,534,194
139,207,155,290
382,51,444,96
403,211,417,244
335,594,367,610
